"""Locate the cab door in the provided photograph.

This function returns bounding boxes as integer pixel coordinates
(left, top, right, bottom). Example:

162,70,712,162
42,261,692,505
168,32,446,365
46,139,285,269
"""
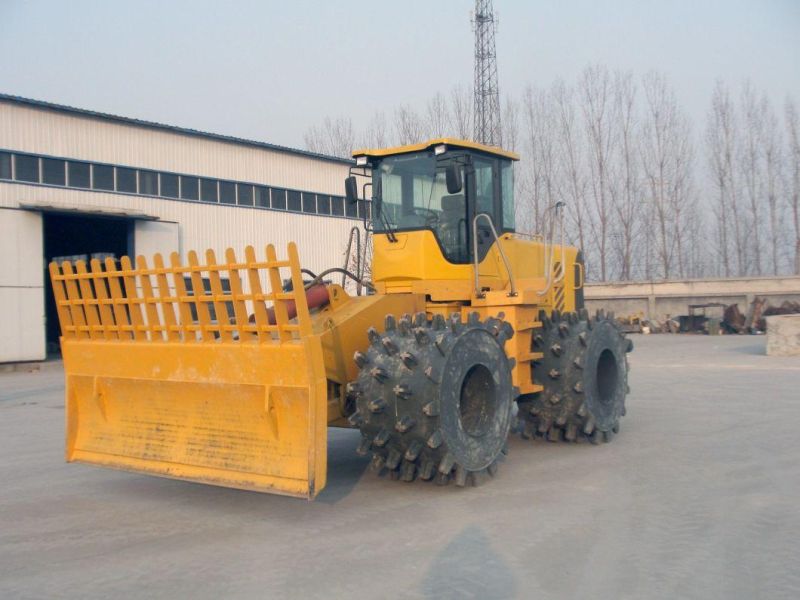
468,156,500,263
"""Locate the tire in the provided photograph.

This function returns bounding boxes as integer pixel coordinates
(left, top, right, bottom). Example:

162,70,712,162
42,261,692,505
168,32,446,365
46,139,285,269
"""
348,311,515,486
517,308,632,444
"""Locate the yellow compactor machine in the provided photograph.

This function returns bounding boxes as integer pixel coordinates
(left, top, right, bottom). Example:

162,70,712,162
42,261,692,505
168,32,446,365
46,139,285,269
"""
50,139,631,499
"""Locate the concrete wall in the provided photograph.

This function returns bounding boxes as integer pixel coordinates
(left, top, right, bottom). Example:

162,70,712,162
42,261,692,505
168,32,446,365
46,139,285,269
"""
584,276,800,322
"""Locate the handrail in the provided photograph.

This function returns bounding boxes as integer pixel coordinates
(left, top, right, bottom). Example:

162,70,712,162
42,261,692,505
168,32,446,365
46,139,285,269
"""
537,202,566,296
342,226,362,295
472,213,517,298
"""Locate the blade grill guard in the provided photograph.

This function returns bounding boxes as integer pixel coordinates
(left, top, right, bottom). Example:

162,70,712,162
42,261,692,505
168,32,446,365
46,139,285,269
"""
49,243,312,344
48,242,328,498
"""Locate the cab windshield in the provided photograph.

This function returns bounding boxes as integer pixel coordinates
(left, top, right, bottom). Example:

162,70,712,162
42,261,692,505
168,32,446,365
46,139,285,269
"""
373,152,468,262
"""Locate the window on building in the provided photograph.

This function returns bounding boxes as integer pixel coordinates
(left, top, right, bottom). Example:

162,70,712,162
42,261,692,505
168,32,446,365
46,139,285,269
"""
331,196,344,216
68,161,90,188
287,190,301,212
345,196,358,218
271,188,286,210
220,181,236,204
237,184,253,206
92,164,114,191
0,152,11,180
201,178,218,202
42,158,66,186
117,167,137,193
358,200,370,221
316,194,331,215
160,173,179,198
139,170,158,196
180,176,198,200
302,192,316,213
14,154,39,183
254,186,269,208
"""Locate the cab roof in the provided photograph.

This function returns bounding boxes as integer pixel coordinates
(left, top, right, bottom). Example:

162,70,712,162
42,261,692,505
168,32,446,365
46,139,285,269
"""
352,138,520,161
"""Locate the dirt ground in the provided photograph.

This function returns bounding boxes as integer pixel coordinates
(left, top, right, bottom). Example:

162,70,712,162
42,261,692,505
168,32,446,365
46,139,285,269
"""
1,335,798,599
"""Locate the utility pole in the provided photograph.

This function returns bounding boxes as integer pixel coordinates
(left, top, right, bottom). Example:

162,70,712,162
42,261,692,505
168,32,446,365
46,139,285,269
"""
472,0,501,146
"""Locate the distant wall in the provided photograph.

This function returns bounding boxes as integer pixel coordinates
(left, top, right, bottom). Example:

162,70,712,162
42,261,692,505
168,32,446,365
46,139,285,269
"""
584,276,800,322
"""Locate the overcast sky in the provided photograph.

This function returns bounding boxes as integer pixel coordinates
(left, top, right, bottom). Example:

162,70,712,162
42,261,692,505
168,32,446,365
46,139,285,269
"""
1,0,798,151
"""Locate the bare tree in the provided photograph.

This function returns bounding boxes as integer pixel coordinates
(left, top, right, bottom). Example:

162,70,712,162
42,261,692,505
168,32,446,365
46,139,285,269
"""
360,112,390,149
393,104,425,145
502,96,520,152
740,81,764,275
303,116,356,158
580,65,614,280
640,72,695,279
608,70,640,280
787,97,800,274
552,80,589,265
449,84,473,139
518,86,560,236
641,72,674,278
670,113,696,278
760,95,783,274
425,92,450,138
706,82,744,276
707,83,730,276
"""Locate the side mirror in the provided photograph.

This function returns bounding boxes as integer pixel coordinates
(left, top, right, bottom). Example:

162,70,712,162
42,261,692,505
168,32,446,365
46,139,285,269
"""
345,176,359,204
446,164,462,194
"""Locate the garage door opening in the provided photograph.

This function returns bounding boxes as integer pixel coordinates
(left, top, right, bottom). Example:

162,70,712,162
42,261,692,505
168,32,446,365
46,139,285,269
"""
44,212,132,352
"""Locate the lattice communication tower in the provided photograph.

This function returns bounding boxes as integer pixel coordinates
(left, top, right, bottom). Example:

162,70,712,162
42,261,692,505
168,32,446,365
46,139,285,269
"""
472,0,502,146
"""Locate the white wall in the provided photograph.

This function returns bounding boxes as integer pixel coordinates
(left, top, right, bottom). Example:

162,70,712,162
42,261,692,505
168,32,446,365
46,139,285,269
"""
0,100,350,195
0,208,45,361
0,184,364,278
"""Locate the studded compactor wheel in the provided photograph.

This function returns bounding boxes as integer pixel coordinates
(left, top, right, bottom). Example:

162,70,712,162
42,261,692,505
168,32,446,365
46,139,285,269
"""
517,309,633,443
348,312,515,486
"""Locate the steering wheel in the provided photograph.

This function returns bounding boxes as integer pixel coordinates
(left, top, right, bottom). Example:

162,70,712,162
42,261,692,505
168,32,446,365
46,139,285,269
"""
411,207,439,226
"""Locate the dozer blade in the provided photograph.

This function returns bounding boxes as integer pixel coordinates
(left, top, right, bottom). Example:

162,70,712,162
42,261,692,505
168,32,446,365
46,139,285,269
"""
49,243,328,499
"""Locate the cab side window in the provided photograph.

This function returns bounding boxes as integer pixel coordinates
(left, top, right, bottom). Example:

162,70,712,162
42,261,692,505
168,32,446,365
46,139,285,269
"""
473,158,495,217
500,161,515,231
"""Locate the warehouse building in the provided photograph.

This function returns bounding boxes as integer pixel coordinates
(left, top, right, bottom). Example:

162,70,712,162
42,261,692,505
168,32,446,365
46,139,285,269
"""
0,94,364,362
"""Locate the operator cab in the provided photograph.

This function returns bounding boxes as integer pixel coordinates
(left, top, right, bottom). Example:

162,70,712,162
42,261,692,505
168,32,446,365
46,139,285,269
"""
348,139,518,264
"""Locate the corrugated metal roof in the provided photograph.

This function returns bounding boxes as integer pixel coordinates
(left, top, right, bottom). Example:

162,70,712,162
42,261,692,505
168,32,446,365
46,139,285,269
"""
0,92,354,166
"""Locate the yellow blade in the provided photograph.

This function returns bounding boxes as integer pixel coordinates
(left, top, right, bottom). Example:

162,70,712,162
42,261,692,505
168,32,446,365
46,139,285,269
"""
51,244,328,499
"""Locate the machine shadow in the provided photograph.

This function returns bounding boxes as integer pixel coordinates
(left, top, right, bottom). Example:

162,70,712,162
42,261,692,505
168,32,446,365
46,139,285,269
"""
315,428,370,504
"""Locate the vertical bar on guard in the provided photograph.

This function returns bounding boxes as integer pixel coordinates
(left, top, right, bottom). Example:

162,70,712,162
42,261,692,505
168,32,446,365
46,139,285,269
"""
105,257,131,340
244,245,270,342
61,261,88,340
187,250,213,342
154,253,179,341
225,248,250,341
287,242,313,338
170,252,194,341
266,244,292,342
206,249,233,342
90,258,117,340
137,255,163,341
120,256,147,341
49,262,73,338
75,260,102,340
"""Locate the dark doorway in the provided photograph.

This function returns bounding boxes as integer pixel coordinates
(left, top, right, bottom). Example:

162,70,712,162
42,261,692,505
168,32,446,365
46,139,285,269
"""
43,212,132,350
